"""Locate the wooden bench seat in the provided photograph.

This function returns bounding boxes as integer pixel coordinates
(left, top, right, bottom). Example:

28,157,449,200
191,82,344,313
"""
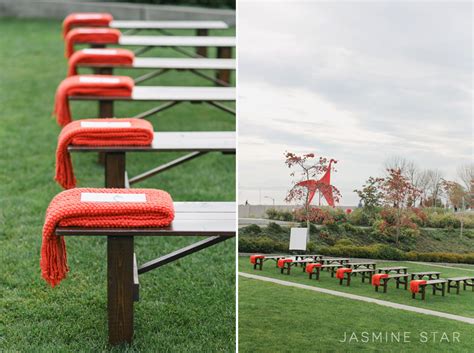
411,271,441,280
308,263,343,280
377,266,408,274
412,279,447,300
69,131,235,185
80,58,236,86
347,262,376,270
70,86,236,118
109,20,229,30
373,273,409,293
447,276,474,294
116,35,235,48
339,269,375,286
56,201,235,344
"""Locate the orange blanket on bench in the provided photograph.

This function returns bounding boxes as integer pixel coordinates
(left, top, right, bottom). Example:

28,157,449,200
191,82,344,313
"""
371,273,389,286
305,263,322,273
410,280,427,294
41,188,175,287
277,259,292,269
53,75,134,126
336,268,352,279
250,255,265,264
63,13,113,37
68,48,135,76
55,119,154,189
65,28,121,58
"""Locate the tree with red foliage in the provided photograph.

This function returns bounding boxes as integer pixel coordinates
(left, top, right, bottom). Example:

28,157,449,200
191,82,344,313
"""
380,168,421,244
284,152,341,229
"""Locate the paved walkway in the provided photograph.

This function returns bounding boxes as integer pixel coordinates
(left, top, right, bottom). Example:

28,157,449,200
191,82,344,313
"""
239,272,474,325
406,261,474,272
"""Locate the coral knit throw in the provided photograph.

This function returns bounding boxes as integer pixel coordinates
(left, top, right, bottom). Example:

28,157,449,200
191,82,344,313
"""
68,48,135,76
371,273,389,286
63,13,113,38
41,188,175,287
336,268,352,279
277,259,292,269
250,255,265,264
305,263,322,274
410,280,427,294
53,75,134,127
55,119,154,189
65,28,121,58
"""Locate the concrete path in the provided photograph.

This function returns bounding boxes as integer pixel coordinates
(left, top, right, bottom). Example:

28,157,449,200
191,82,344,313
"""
239,272,474,325
406,261,474,272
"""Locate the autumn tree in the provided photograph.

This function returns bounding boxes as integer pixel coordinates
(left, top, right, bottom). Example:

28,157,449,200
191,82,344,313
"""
353,176,384,209
380,168,421,244
457,164,473,208
284,152,341,229
441,180,466,210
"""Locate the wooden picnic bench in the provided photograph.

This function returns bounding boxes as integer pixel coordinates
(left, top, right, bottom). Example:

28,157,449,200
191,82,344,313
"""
346,262,376,270
56,147,235,345
411,271,441,281
447,276,474,294
70,86,236,121
68,131,235,185
411,279,447,300
79,57,236,86
377,266,408,274
373,273,409,293
307,263,343,280
339,268,375,286
85,35,235,82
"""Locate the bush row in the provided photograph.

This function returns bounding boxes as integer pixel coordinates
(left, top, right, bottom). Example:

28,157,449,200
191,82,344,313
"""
264,207,474,229
238,238,474,264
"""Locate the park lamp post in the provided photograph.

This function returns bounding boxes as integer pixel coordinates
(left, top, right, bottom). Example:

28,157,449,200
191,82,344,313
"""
264,196,275,206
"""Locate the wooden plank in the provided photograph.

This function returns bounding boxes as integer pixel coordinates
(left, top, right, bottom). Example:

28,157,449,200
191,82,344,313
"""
70,87,236,101
131,86,235,101
118,35,236,47
67,131,236,152
110,20,229,30
78,58,236,70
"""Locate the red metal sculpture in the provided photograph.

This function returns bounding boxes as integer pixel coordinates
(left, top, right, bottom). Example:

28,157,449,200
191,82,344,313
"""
296,159,336,207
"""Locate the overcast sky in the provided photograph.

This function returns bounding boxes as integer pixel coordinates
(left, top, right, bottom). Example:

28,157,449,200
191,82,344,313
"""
238,0,473,206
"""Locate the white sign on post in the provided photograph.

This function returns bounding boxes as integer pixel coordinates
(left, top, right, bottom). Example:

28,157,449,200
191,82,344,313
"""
289,227,309,251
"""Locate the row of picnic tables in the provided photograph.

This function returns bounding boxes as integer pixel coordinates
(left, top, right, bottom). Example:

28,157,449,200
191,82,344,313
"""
250,254,474,301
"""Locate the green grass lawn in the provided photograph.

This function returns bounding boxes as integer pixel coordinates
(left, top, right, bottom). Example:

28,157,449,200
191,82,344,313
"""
239,257,474,318
239,277,474,353
0,18,235,352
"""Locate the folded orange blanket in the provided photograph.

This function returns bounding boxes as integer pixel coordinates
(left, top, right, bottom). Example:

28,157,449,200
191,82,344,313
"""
336,268,352,279
410,280,427,294
53,75,134,126
371,273,389,286
55,119,154,189
41,188,175,287
250,254,265,264
63,13,113,37
305,263,321,273
65,28,121,58
68,48,135,76
277,258,292,269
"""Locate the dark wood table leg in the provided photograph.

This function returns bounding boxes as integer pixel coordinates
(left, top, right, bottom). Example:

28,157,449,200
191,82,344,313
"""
216,46,231,85
105,152,134,345
196,29,208,57
421,286,426,300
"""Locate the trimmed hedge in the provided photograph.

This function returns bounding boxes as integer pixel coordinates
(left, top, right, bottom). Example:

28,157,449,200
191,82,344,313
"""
238,239,474,264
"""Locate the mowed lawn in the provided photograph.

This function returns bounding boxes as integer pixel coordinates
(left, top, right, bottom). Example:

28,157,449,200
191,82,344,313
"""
239,277,474,353
239,257,474,318
0,19,235,352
